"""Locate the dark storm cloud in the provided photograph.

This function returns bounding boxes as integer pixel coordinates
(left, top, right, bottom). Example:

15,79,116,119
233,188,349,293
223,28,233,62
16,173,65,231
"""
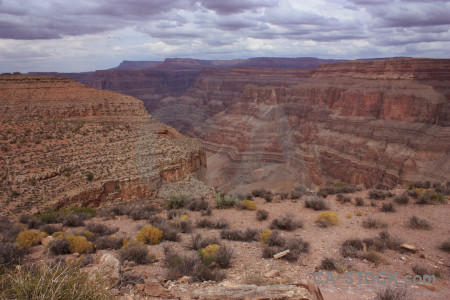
0,0,192,39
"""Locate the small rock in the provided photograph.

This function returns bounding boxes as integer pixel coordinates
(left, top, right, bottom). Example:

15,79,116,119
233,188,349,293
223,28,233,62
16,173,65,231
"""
41,236,54,248
400,256,406,261
177,276,192,284
136,284,145,291
144,280,173,298
273,249,290,259
399,243,417,253
264,270,280,278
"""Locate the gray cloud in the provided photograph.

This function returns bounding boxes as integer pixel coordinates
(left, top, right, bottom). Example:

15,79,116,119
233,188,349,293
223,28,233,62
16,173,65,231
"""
0,0,448,72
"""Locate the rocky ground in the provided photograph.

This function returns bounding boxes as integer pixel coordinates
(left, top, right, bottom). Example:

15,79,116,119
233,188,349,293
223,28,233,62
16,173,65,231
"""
6,186,449,300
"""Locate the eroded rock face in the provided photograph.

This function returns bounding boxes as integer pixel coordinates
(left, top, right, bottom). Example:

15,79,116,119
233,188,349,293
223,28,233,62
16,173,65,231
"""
0,75,206,215
37,58,450,192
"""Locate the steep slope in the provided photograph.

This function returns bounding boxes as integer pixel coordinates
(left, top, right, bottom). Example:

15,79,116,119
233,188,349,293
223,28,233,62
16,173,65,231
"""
147,58,450,192
0,75,206,215
31,58,450,193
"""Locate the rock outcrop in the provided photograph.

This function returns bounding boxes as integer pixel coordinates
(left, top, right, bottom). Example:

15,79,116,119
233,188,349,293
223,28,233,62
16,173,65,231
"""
31,58,450,193
0,75,206,215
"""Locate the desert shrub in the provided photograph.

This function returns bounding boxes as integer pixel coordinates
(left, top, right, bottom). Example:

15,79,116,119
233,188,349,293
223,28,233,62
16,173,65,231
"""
48,238,70,255
220,228,259,242
363,231,401,252
85,223,118,237
393,192,409,205
355,197,365,206
136,225,163,245
0,243,26,265
262,235,309,261
215,218,230,229
15,229,47,249
35,209,59,224
305,196,328,210
260,229,272,244
42,224,62,235
98,205,131,219
380,202,396,212
190,234,221,250
59,214,85,227
251,188,273,202
196,217,215,228
170,218,193,234
164,247,226,282
412,264,430,276
199,244,221,265
256,209,269,221
215,245,234,268
363,217,387,229
369,190,387,200
317,189,329,198
167,209,187,220
130,205,156,220
215,192,238,209
440,239,450,253
413,181,431,189
95,236,123,250
271,214,303,231
375,286,408,300
336,194,351,203
408,216,431,230
316,211,339,227
416,190,446,205
0,221,26,243
341,239,364,257
0,262,111,299
319,257,352,273
23,216,43,230
376,183,390,190
119,244,152,264
346,212,353,218
157,223,180,242
167,194,189,210
63,206,96,219
65,235,94,254
291,186,307,199
186,198,210,211
362,250,386,266
238,200,257,211
356,210,363,216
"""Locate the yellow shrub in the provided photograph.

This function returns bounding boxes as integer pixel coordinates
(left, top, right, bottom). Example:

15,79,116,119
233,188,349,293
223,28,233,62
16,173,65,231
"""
415,188,426,196
52,231,64,238
346,212,353,218
200,244,220,264
316,211,339,226
76,230,94,241
136,225,163,245
180,214,189,221
65,234,94,254
356,210,363,216
241,200,257,211
15,230,47,249
260,229,272,244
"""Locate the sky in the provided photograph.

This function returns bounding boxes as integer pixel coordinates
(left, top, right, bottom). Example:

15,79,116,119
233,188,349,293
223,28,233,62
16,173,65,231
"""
1,0,449,73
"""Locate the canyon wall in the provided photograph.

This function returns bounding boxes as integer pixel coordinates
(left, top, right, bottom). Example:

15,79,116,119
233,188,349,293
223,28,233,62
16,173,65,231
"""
32,58,450,193
0,75,206,215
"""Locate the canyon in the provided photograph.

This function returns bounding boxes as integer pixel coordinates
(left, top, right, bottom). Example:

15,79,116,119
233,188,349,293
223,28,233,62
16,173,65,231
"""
30,58,450,194
0,74,207,215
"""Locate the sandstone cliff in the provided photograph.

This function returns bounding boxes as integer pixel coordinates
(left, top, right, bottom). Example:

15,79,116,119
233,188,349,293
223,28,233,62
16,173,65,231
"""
0,75,206,215
31,58,450,193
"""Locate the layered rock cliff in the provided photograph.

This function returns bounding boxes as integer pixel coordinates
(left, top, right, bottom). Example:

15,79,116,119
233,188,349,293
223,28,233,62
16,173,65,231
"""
0,75,206,214
31,58,450,193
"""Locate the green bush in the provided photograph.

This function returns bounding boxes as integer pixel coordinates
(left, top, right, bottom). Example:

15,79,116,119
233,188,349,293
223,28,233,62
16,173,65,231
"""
215,192,238,209
167,194,189,210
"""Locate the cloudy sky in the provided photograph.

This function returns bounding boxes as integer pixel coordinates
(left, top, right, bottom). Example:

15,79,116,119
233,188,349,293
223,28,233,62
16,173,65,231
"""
1,0,449,72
